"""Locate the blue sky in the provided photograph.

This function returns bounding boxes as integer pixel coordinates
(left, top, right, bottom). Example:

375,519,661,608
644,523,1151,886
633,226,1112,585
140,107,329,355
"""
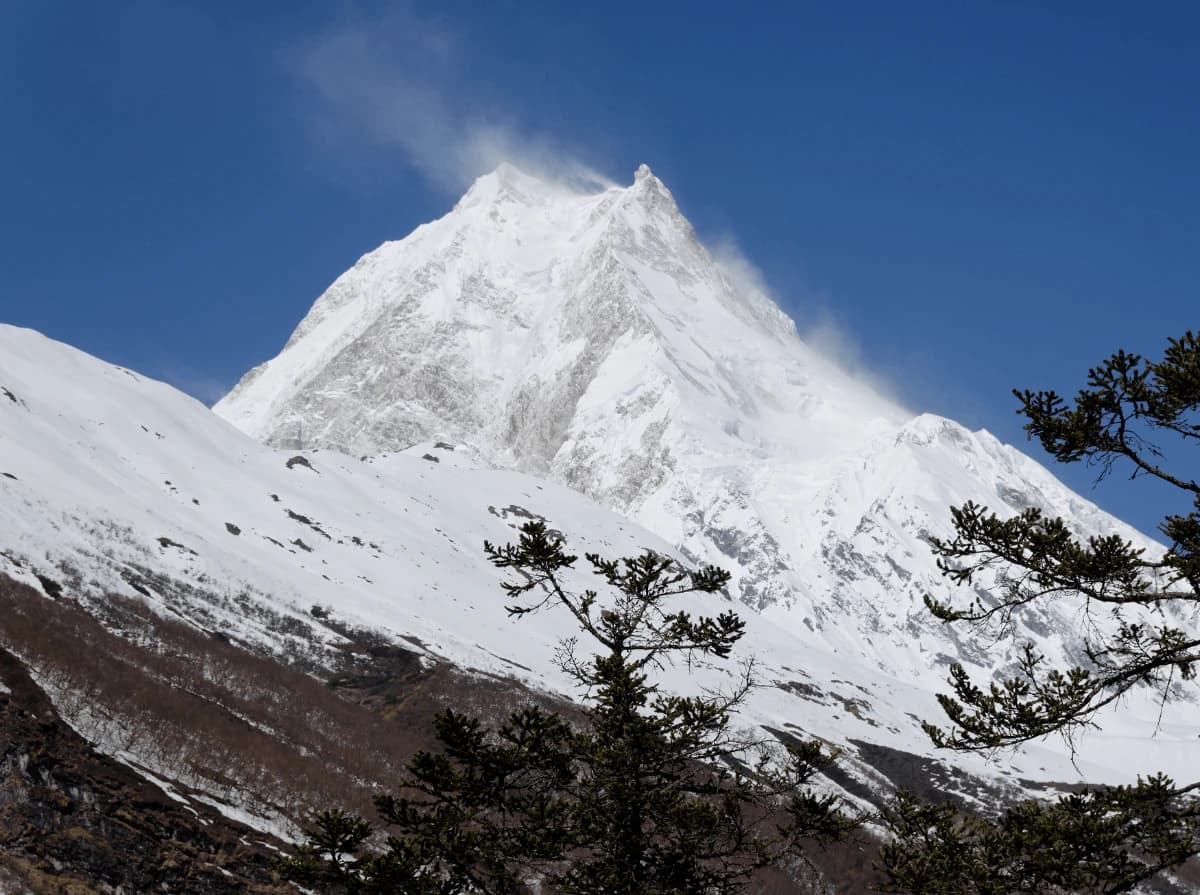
1,1,1196,537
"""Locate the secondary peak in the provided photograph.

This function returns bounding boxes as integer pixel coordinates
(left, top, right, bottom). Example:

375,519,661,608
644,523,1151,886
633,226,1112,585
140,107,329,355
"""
457,162,555,210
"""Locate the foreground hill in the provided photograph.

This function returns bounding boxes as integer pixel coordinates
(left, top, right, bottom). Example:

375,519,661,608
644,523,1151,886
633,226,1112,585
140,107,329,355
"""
2,323,1194,849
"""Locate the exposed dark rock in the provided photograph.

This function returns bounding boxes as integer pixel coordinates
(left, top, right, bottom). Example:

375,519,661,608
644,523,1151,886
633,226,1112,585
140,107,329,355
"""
285,508,331,540
487,505,564,540
33,573,62,600
121,573,153,598
156,536,197,555
849,738,1011,809
0,642,291,893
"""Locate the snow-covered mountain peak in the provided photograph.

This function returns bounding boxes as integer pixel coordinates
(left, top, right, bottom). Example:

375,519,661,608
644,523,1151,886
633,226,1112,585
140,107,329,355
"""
451,162,682,237
455,161,581,211
215,162,830,458
896,412,977,448
212,167,1174,691
624,162,677,209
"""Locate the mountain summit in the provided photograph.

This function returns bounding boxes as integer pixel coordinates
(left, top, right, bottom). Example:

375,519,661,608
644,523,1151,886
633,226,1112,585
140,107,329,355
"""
214,165,1160,685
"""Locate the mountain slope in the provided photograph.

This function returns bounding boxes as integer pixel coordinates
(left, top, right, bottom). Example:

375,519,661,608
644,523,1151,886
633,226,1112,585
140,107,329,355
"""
4,321,1195,811
3,322,1195,834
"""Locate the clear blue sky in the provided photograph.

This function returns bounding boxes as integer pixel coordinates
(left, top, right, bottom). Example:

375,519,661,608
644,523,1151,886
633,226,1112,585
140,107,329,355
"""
1,1,1196,537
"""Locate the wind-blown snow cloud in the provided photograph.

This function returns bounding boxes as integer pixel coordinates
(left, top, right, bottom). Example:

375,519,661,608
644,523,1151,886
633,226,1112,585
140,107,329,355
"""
288,10,609,193
287,10,904,410
158,366,232,407
709,236,910,411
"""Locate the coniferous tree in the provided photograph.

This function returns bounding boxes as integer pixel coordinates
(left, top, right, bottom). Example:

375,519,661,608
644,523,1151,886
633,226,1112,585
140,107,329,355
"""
284,519,855,894
882,332,1200,892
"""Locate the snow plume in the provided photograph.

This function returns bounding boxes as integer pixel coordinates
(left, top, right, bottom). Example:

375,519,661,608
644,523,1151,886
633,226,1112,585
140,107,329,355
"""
157,365,233,407
288,9,610,194
709,236,911,412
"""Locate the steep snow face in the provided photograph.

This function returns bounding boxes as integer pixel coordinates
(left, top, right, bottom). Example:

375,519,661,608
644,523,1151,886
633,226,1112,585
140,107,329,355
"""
2,324,1195,805
214,165,1172,685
